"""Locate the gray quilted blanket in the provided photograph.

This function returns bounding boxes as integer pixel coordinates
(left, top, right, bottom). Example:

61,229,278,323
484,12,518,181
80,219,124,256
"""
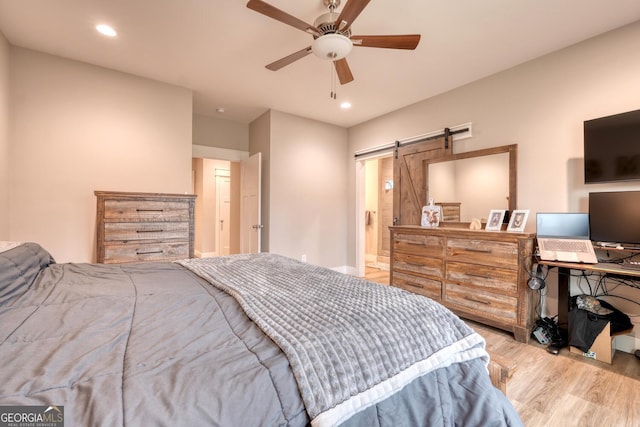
179,253,488,426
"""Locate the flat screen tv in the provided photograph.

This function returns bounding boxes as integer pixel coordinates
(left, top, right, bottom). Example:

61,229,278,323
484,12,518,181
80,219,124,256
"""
589,191,640,248
584,108,640,183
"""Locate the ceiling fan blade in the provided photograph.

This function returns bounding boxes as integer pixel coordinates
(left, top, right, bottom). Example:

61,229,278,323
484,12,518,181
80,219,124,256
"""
334,58,354,85
335,0,371,32
247,0,319,35
351,34,421,50
265,46,312,71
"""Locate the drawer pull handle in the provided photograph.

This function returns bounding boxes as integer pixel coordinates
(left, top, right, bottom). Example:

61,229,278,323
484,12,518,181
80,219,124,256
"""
137,229,164,233
465,248,492,254
405,282,424,289
466,272,490,279
464,296,490,305
406,261,423,267
136,250,164,255
137,208,164,212
397,239,426,246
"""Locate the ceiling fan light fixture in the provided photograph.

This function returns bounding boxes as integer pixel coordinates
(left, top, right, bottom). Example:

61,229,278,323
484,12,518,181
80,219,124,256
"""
312,34,353,60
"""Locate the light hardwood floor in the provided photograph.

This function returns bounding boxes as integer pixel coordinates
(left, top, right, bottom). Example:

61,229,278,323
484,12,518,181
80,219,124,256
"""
364,267,640,427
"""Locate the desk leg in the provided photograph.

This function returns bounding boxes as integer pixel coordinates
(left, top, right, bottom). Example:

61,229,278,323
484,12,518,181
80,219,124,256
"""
556,267,570,346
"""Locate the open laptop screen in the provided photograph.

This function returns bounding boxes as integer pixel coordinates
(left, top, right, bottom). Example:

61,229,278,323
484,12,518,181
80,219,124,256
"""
536,213,590,239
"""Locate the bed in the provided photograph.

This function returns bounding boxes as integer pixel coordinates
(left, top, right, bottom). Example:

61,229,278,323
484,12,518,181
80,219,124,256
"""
0,242,523,426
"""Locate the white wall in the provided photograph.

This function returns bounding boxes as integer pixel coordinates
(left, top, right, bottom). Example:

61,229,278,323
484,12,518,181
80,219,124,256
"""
0,31,9,239
347,21,640,348
269,110,349,269
193,113,249,151
9,48,193,262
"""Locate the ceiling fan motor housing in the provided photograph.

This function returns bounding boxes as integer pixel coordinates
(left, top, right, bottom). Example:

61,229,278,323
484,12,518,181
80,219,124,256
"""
313,11,351,37
312,12,353,60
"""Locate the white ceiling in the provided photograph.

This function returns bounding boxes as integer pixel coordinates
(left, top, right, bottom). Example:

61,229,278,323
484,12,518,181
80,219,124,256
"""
1,0,639,127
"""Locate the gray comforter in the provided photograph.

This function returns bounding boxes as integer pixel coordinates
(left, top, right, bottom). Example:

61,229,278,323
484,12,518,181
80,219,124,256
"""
0,243,522,426
179,254,491,426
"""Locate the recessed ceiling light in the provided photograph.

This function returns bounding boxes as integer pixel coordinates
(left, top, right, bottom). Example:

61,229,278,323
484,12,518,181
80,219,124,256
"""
340,102,352,109
96,24,117,37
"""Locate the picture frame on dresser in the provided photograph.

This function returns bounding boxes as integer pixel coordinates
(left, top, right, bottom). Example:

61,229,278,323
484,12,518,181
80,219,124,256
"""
485,210,506,231
507,209,529,232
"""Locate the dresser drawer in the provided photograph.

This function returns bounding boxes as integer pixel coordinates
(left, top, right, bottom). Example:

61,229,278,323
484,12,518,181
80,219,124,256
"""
393,233,444,258
446,261,518,295
441,206,458,215
446,238,518,268
104,222,189,242
393,271,442,301
390,226,535,343
104,200,190,222
393,251,443,278
103,242,189,264
444,282,518,321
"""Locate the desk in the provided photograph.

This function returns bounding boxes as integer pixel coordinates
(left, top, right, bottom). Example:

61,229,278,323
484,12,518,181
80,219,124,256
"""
538,260,640,335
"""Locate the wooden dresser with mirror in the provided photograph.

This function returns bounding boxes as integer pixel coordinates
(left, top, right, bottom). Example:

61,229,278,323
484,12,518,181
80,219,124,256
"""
390,138,535,342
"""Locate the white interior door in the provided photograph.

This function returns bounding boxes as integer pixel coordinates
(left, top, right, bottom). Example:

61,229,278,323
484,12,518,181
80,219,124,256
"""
240,152,261,253
215,171,231,256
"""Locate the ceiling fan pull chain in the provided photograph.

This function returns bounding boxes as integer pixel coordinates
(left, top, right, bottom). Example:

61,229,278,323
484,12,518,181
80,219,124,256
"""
330,62,337,99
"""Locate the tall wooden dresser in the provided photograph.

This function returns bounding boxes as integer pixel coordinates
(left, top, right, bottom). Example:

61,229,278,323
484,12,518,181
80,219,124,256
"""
95,191,196,263
390,225,536,342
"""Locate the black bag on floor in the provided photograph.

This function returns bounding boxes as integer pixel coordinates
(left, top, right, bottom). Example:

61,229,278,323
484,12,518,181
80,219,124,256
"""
568,295,633,353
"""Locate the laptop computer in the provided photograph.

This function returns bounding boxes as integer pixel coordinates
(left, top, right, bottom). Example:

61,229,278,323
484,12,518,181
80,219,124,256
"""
536,213,598,264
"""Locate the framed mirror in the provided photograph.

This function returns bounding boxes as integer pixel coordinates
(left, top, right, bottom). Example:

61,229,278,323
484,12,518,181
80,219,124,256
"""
426,144,516,223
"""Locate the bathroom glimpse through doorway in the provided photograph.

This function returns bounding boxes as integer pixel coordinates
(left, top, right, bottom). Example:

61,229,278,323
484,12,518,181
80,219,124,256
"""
363,155,392,274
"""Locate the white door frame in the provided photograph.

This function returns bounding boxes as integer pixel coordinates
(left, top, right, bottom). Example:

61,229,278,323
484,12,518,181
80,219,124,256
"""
355,159,367,278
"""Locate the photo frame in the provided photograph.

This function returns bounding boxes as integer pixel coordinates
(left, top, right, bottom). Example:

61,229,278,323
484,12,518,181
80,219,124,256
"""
485,210,506,231
507,209,530,232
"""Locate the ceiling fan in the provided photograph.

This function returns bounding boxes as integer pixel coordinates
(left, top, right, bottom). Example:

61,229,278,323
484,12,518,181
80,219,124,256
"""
247,0,421,85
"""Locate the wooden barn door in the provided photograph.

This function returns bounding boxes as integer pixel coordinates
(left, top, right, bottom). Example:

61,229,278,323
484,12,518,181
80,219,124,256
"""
393,134,452,225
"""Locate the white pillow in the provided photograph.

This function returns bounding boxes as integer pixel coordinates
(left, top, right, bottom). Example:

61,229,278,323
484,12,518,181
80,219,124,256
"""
0,241,24,253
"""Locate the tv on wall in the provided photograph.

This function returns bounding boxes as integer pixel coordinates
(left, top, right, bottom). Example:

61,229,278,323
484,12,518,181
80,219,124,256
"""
584,108,640,184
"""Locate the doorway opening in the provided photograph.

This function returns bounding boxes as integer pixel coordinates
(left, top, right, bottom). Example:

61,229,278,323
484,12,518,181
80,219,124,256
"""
192,157,240,257
357,154,393,279
192,150,262,257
